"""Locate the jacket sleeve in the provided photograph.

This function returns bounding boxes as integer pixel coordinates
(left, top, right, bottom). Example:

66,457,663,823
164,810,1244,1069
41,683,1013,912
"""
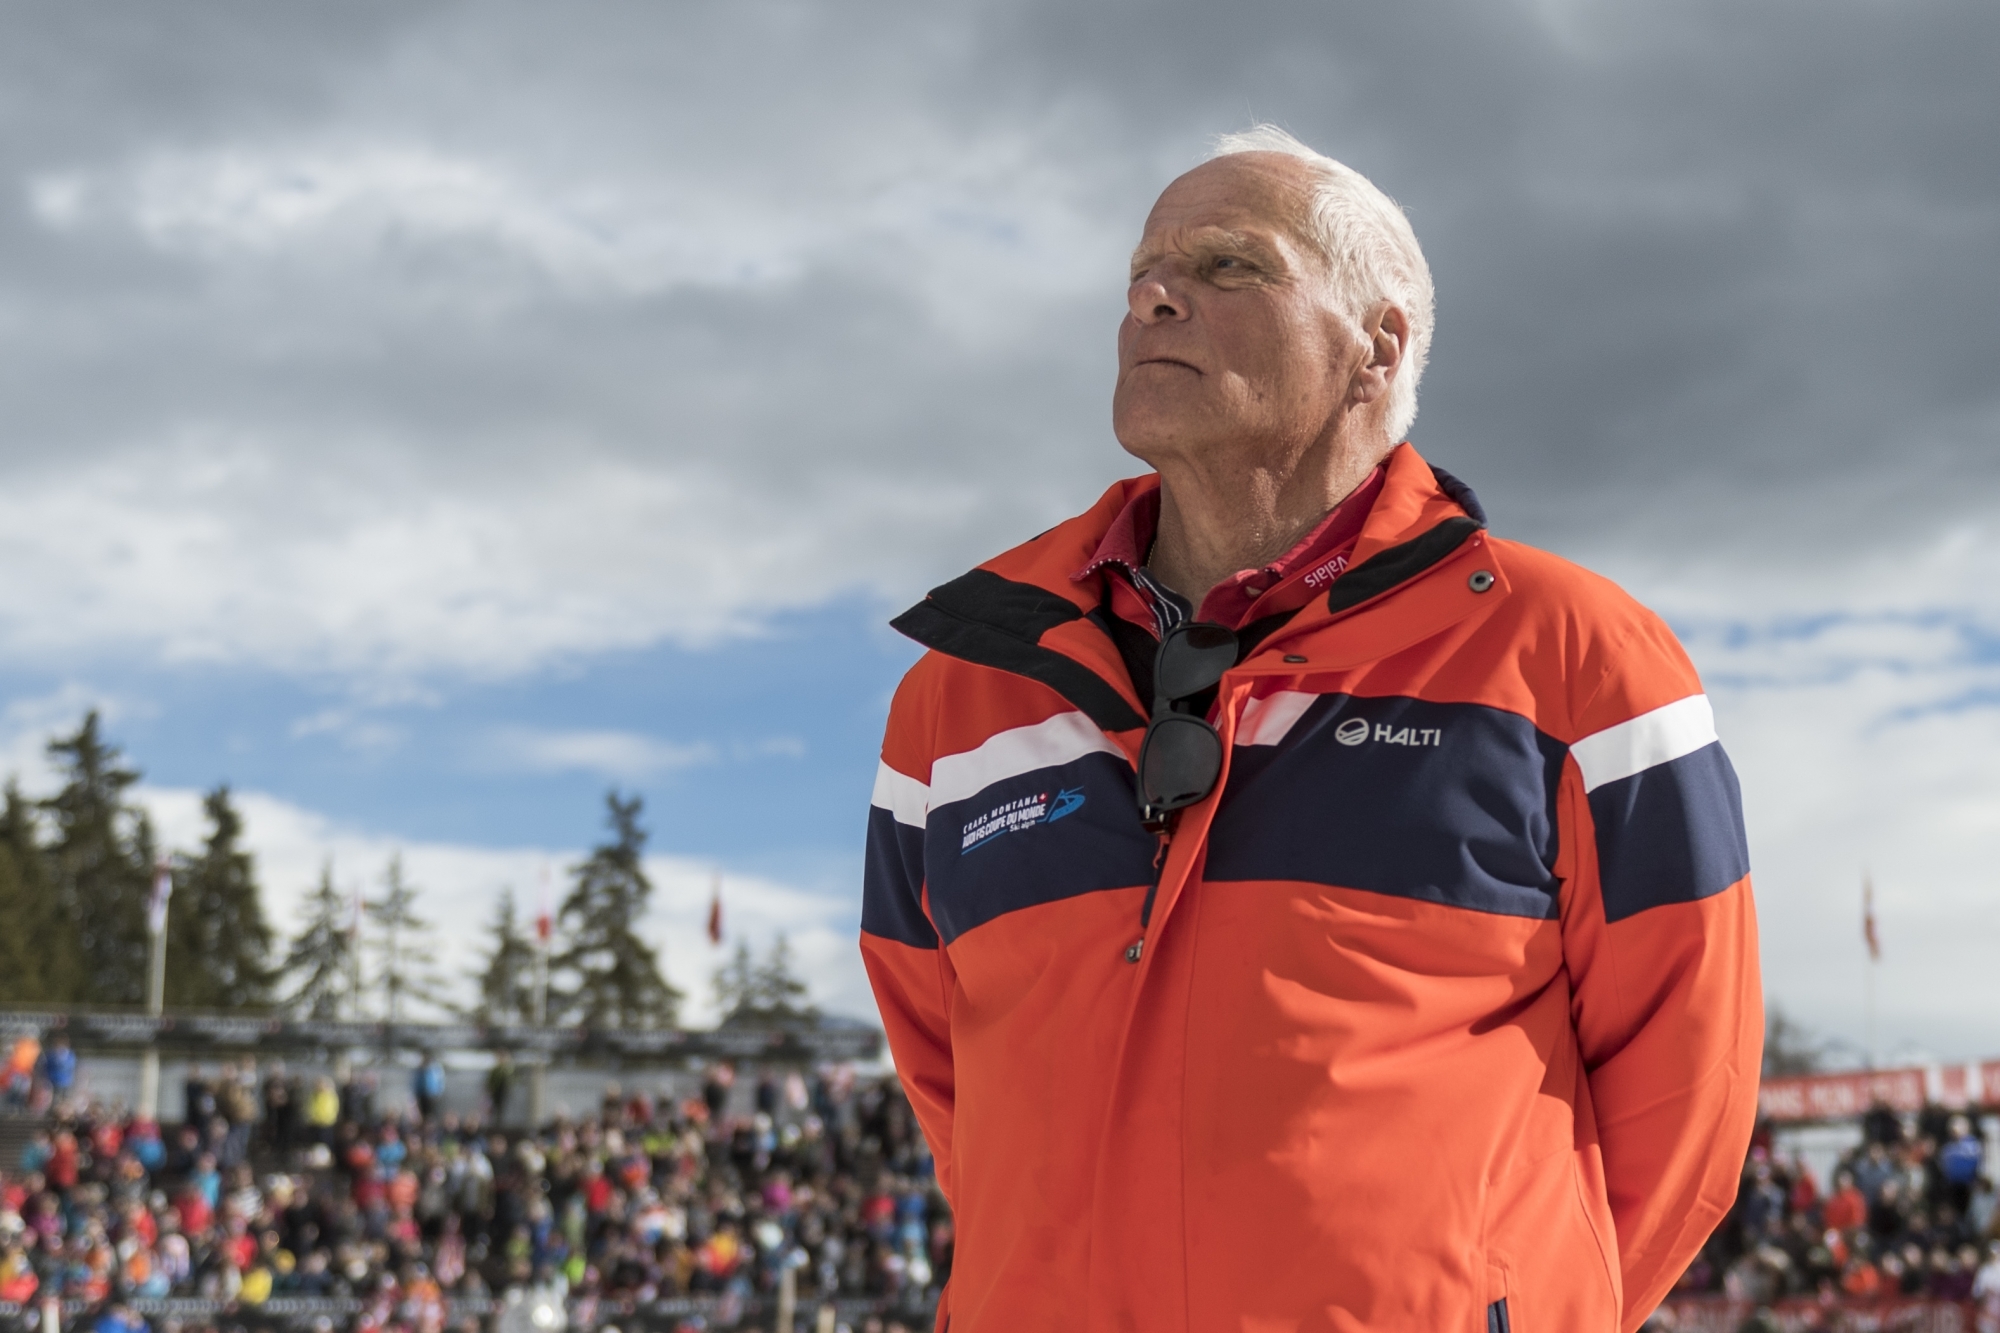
859,665,959,1203
1557,610,1763,1332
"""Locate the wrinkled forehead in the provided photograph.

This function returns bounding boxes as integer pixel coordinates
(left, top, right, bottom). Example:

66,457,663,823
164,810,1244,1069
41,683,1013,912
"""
1135,154,1321,259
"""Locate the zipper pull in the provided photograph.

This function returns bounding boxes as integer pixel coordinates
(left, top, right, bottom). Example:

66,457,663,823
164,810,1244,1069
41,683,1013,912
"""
1138,829,1170,929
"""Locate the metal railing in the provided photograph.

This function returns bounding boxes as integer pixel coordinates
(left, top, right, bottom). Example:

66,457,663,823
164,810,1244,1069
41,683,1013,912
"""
0,1293,936,1332
0,1009,880,1065
1650,1295,1982,1332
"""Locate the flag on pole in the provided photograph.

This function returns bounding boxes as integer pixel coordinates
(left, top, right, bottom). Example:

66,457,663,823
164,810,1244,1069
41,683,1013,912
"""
147,856,172,936
707,873,723,946
535,863,554,948
1863,875,1881,961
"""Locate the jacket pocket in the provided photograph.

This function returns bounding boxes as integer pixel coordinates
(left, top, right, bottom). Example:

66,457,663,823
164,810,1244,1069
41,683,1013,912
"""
1486,1298,1510,1333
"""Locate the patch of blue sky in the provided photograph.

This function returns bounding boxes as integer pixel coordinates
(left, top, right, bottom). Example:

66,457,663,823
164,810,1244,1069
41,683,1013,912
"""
1881,686,2000,724
1673,606,1972,651
1665,601,2000,755
0,595,922,872
1676,606,2000,691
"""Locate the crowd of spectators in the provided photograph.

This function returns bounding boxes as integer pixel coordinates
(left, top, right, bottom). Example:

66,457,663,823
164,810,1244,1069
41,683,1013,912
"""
0,1040,949,1333
1678,1102,2000,1311
26,1035,2000,1331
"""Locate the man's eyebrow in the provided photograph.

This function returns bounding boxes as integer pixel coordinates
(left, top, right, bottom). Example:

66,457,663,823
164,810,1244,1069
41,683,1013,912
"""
1129,227,1285,276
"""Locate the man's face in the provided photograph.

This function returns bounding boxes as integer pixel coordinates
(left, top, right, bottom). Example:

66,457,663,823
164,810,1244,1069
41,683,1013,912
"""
1113,153,1371,469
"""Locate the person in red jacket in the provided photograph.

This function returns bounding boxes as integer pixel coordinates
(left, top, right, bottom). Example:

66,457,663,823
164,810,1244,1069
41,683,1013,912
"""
861,123,1762,1332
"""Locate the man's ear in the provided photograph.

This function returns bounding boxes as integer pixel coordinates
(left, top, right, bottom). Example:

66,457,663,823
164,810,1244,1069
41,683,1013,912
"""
1350,303,1408,406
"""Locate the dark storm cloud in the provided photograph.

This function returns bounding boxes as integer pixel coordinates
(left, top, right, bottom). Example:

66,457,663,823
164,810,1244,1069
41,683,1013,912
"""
0,0,1993,667
973,0,2000,551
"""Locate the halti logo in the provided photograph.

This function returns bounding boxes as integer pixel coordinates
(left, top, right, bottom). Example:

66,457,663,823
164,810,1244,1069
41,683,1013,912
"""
960,787,1086,854
1334,717,1444,748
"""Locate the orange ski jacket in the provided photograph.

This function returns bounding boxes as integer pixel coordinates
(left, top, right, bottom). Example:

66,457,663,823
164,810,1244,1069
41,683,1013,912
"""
861,444,1762,1333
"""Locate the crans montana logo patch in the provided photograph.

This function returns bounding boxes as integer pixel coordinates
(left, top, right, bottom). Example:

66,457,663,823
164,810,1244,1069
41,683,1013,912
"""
960,786,1086,854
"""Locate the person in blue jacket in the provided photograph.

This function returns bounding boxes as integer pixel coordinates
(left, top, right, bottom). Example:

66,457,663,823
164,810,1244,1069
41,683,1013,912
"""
36,1037,75,1102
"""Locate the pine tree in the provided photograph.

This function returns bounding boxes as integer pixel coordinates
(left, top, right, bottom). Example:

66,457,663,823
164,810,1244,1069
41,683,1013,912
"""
469,888,540,1025
163,786,276,1010
754,933,811,1014
0,839,39,1003
712,940,757,1019
714,934,814,1027
0,781,76,1003
41,713,153,1005
553,792,681,1029
278,861,359,1020
366,855,446,1024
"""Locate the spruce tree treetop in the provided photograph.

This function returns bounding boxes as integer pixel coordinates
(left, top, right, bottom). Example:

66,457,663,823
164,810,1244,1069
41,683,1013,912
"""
367,854,447,1024
469,887,539,1026
42,712,153,1006
713,940,757,1020
554,792,682,1030
714,933,816,1029
165,786,276,1011
279,861,359,1021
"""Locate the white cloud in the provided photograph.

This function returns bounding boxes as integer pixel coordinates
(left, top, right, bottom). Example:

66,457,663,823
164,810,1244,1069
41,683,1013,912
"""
288,707,408,754
0,431,995,677
480,725,715,778
31,147,809,300
26,134,1122,329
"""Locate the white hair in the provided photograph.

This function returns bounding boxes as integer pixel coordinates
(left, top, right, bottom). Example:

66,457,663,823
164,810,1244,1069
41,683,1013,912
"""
1210,124,1435,442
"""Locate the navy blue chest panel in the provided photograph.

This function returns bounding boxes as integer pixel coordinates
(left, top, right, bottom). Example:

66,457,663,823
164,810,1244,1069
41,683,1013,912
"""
1206,693,1568,919
923,749,1156,946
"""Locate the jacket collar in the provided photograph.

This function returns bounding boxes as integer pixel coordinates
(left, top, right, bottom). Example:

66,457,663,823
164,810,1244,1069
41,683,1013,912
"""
890,443,1489,733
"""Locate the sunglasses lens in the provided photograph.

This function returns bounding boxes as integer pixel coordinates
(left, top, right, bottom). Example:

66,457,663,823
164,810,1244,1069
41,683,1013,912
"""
1138,713,1224,811
1154,623,1238,702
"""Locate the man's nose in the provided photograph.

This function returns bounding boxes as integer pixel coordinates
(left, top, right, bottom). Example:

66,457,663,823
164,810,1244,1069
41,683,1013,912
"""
1127,274,1188,324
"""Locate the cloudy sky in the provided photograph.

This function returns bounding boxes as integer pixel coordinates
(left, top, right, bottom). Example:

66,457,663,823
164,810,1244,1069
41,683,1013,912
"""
1,0,1995,1050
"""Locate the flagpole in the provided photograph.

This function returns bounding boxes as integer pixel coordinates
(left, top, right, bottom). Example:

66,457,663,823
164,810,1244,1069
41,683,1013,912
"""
138,855,171,1120
1865,954,1875,1071
1863,873,1878,1070
530,862,551,1129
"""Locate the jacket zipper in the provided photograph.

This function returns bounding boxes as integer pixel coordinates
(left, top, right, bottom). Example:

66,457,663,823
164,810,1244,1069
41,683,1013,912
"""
1140,828,1170,929
1126,828,1172,962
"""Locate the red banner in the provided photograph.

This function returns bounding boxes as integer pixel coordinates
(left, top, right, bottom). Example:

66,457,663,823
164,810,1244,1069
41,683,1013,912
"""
1759,1067,1928,1121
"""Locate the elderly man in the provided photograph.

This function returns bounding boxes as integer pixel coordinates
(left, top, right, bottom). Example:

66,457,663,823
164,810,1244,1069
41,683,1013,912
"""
862,125,1760,1332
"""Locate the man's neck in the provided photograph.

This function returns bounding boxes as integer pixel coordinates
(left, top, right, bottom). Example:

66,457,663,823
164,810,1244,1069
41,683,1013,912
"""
1146,438,1392,605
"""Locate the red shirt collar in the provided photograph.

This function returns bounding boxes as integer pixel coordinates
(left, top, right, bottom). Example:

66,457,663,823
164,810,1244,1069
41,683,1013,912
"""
1072,464,1388,631
1075,485,1160,579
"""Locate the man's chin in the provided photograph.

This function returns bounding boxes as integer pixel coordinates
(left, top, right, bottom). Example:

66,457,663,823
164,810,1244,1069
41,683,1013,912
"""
1112,411,1223,468
1114,385,1215,440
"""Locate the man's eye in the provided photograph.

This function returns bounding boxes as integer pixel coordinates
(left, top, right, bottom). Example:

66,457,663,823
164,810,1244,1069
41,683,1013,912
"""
1212,256,1245,271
